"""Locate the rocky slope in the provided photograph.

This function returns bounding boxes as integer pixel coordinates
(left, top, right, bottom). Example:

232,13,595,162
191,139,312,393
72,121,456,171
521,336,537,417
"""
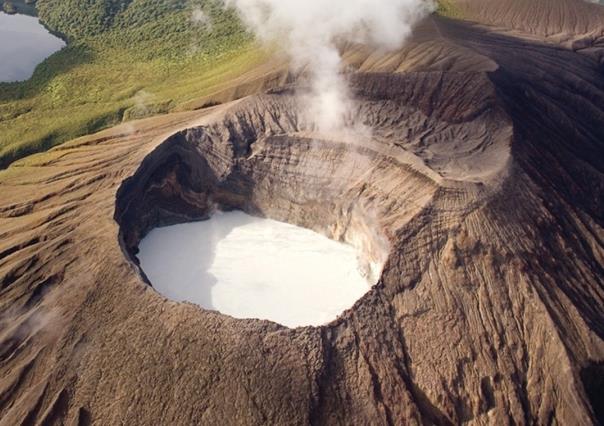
454,0,604,39
1,2,603,425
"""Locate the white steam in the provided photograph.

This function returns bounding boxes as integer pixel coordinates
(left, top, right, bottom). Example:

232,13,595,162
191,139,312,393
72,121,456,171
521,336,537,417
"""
225,0,434,132
191,6,212,28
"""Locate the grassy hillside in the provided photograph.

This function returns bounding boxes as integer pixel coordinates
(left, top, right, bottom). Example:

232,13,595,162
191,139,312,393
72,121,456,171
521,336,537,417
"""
436,0,463,18
0,0,262,168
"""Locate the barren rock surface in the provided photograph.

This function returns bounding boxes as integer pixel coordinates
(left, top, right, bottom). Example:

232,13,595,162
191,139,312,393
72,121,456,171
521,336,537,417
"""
1,6,603,426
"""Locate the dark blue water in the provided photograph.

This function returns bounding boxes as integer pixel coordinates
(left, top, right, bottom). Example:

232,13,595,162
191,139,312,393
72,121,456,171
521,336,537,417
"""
0,12,65,82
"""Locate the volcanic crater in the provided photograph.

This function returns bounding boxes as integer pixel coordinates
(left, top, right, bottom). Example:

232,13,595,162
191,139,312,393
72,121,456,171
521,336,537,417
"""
114,74,510,328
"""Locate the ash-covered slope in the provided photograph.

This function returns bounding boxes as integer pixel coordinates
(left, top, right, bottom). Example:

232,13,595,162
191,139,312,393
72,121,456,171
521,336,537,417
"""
453,0,604,68
453,0,604,43
1,4,604,426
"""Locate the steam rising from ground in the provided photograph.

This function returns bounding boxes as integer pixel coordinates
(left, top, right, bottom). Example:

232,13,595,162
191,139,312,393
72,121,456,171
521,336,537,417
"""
225,0,433,131
191,6,212,28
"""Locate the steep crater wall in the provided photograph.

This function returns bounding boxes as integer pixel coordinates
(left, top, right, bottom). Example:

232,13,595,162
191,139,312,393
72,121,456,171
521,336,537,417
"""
114,123,395,288
114,72,512,323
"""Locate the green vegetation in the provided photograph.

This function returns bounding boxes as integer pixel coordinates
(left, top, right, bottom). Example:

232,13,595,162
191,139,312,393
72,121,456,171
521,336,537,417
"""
2,0,37,17
2,1,17,14
0,0,262,168
436,0,462,18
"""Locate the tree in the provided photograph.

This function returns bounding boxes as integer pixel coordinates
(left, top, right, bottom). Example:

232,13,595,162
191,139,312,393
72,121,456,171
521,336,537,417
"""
3,1,17,14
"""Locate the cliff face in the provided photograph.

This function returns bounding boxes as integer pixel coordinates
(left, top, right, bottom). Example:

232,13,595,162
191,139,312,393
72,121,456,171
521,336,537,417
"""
1,6,603,426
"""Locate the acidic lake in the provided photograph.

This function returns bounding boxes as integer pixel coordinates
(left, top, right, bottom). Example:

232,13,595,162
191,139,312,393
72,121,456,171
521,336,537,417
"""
137,211,375,328
0,12,65,82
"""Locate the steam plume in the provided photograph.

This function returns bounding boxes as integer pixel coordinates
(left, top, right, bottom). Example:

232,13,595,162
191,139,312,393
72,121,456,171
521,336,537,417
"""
191,6,212,28
225,0,434,132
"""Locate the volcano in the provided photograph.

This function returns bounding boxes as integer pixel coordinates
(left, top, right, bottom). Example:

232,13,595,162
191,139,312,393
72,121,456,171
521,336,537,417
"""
0,0,603,424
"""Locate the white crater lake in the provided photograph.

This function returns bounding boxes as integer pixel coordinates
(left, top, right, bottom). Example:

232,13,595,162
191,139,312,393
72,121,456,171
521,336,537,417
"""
0,12,65,82
138,211,375,328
